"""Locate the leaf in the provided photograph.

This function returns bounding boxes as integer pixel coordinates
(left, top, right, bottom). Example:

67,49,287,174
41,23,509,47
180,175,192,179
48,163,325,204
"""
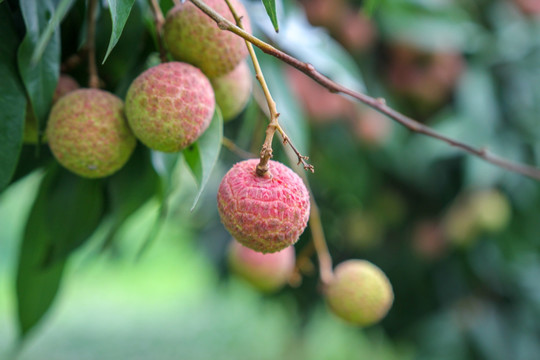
184,109,223,211
103,145,160,247
0,4,27,192
16,164,104,337
363,0,380,16
31,0,76,65
17,0,61,133
103,0,137,63
261,0,279,32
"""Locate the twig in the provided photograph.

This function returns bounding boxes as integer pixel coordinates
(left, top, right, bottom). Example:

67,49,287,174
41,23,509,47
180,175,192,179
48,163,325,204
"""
148,0,167,62
222,137,255,159
87,0,99,88
223,0,312,177
189,0,540,182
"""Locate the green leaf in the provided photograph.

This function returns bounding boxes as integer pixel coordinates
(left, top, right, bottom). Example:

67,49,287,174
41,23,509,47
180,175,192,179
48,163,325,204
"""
363,0,380,16
184,109,223,211
103,145,160,247
261,0,279,32
15,164,101,337
17,0,61,133
103,0,137,63
0,4,27,191
31,0,76,65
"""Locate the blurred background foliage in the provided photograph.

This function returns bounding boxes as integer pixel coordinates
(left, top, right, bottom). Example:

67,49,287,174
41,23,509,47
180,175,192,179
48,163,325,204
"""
1,0,540,358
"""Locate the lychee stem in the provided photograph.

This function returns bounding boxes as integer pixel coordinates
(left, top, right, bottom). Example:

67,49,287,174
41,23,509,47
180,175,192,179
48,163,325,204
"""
190,0,540,181
223,0,313,177
86,0,99,89
148,0,167,63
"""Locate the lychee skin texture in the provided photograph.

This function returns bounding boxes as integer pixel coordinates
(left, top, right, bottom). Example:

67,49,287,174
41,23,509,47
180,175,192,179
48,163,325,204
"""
325,260,394,327
211,60,252,121
228,240,295,292
163,0,251,78
125,62,215,152
24,74,80,144
217,159,310,253
46,89,136,178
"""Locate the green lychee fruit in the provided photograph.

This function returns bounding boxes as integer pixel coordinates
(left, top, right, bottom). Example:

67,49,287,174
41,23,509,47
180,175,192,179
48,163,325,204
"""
325,260,394,326
470,189,511,233
228,240,295,292
24,74,80,144
163,0,251,78
217,159,310,253
46,89,136,178
125,62,215,152
210,60,252,121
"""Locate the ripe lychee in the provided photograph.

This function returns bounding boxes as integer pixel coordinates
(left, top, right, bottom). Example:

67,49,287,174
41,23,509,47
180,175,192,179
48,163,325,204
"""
325,260,394,326
46,89,136,178
228,240,295,292
210,60,252,121
163,0,251,78
24,74,80,144
125,62,215,152
217,159,310,253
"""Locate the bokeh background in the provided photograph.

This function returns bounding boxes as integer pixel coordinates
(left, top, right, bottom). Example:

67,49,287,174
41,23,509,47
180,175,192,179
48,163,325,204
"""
2,0,540,359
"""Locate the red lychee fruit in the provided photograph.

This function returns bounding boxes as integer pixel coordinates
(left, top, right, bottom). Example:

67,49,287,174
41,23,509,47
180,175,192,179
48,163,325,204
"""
217,159,311,253
210,60,252,121
46,89,136,178
24,74,80,144
325,260,394,326
228,240,295,292
125,62,215,152
163,0,251,78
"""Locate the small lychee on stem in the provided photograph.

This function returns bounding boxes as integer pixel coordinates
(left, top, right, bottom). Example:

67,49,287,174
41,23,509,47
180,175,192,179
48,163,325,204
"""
222,0,313,177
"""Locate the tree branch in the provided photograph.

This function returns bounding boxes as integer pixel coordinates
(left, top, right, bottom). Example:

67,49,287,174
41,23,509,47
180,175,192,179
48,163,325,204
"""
189,0,540,182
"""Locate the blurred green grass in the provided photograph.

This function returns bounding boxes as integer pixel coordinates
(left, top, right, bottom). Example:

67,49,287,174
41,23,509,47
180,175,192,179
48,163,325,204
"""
0,172,412,360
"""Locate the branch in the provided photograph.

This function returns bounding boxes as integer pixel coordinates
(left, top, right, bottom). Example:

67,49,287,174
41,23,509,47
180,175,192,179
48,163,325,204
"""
223,0,313,176
222,137,255,159
148,0,167,62
87,0,99,88
189,0,540,182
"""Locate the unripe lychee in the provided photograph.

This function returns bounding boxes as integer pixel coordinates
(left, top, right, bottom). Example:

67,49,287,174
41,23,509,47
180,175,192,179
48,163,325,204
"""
24,74,80,144
228,240,295,292
46,89,136,178
210,60,252,121
217,159,310,253
163,0,251,78
325,260,393,326
125,62,215,152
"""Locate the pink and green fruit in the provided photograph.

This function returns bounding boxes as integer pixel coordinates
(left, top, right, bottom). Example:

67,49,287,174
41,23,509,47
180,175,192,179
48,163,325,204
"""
163,0,251,78
228,240,295,292
211,60,252,121
217,159,311,254
325,260,394,326
125,62,215,152
46,89,136,178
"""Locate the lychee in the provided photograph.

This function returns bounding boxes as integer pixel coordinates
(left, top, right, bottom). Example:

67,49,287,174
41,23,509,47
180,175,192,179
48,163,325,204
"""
325,260,393,326
228,240,295,292
210,60,252,121
125,62,215,152
46,88,136,178
217,159,310,253
24,74,80,144
163,0,251,78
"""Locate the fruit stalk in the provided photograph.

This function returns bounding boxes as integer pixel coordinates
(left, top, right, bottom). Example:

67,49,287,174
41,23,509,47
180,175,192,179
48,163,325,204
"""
189,0,540,182
87,0,99,88
148,0,167,63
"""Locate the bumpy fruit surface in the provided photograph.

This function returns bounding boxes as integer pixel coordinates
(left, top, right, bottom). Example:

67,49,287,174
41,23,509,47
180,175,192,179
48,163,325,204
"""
125,62,215,152
46,89,136,178
217,159,310,253
163,0,251,78
325,260,393,326
228,240,295,292
210,60,252,121
24,74,80,144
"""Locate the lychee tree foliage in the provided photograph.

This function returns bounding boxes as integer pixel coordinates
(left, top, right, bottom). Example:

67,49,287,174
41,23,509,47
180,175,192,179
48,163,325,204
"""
2,0,540,353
